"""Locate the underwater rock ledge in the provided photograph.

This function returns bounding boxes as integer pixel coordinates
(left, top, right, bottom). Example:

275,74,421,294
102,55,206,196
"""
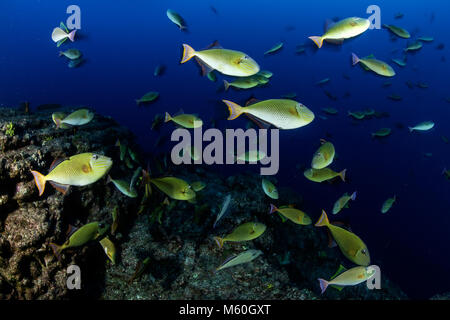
0,107,407,300
0,107,137,299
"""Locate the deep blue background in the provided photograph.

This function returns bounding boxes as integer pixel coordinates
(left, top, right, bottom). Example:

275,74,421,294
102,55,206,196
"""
1,0,449,299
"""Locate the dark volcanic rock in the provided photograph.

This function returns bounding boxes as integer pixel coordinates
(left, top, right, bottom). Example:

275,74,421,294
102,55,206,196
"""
0,107,138,299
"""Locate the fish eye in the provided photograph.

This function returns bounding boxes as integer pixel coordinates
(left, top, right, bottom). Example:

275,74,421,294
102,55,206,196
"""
92,154,98,160
361,249,367,255
99,223,105,228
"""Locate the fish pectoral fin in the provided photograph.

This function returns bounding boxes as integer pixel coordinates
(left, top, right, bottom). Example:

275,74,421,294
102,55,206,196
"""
245,113,273,130
49,181,70,194
194,57,214,76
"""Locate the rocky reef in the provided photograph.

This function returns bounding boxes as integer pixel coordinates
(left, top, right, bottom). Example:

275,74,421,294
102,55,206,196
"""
0,106,407,300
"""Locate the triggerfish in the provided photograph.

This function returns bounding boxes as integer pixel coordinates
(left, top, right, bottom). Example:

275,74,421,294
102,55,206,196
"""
223,99,314,129
332,191,357,214
309,17,370,48
164,112,203,129
408,121,434,132
352,53,396,77
381,195,396,214
318,265,377,294
54,109,94,129
214,222,266,248
304,167,346,183
269,204,312,225
315,210,370,266
216,249,263,272
149,176,196,201
311,140,335,169
31,153,112,196
261,178,279,199
51,26,76,44
181,41,260,77
50,222,109,260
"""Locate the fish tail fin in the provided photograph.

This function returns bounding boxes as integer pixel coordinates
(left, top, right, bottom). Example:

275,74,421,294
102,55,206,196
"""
181,44,196,63
442,168,447,175
59,51,63,57
49,243,63,261
351,53,360,66
68,29,76,42
223,80,230,91
318,278,329,294
30,170,46,196
164,112,172,122
214,237,224,249
315,210,329,227
309,36,324,48
351,191,357,201
339,169,347,182
269,204,277,214
408,127,414,133
222,100,244,120
135,99,140,106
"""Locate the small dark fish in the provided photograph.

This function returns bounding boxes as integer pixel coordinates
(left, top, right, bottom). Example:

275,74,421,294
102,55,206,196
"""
68,58,84,68
405,81,415,89
436,43,445,50
394,13,404,19
154,64,166,76
324,90,337,101
128,257,151,284
210,6,218,15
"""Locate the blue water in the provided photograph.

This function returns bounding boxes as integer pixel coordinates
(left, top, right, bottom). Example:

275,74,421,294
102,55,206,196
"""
1,0,449,299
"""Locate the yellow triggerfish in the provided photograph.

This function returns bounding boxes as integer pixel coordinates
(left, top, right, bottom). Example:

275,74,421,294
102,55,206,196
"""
50,222,108,259
318,265,377,294
150,176,196,201
311,140,335,169
165,112,203,129
223,99,314,129
269,204,312,225
304,167,346,183
309,17,370,48
315,210,370,266
31,153,112,196
214,222,266,248
181,42,260,77
352,53,396,77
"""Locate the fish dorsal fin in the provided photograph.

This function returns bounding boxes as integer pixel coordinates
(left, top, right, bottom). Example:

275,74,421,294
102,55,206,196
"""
194,57,214,76
320,138,327,145
327,229,337,248
277,212,288,222
49,181,70,194
49,158,66,172
324,19,336,32
204,40,222,50
330,264,347,280
245,113,273,130
60,22,69,33
245,97,260,106
66,224,79,238
173,108,185,117
365,54,376,59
